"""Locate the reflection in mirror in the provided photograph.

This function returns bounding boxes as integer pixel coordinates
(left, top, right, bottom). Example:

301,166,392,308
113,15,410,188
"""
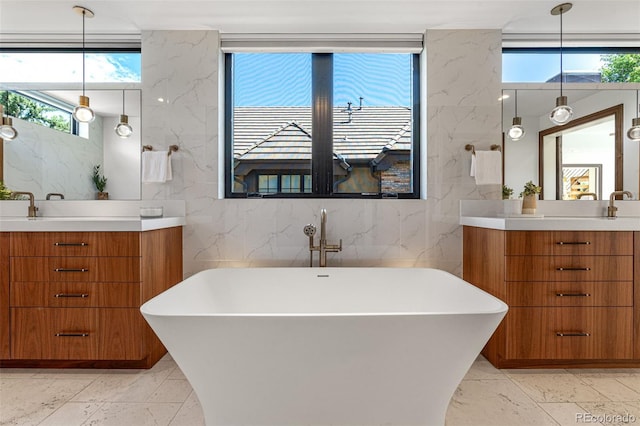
1,89,141,200
539,104,622,200
502,87,640,199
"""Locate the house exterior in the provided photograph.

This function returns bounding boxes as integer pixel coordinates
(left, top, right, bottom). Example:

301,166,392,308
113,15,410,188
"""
232,106,412,194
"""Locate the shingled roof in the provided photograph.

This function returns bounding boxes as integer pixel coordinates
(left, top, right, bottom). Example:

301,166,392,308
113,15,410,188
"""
233,106,412,162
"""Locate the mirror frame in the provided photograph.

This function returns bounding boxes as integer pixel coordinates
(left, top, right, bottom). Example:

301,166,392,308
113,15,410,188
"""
538,103,624,200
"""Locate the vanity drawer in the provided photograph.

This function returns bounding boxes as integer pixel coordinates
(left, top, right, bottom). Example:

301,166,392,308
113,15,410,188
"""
11,257,141,282
506,231,633,256
11,308,143,360
11,232,140,257
11,282,141,308
505,255,633,281
506,281,633,307
505,307,633,360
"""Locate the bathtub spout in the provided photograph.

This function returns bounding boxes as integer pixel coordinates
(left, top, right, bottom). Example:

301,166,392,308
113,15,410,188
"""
305,208,342,267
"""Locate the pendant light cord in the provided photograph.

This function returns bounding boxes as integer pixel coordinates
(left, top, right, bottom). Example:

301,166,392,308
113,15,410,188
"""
122,90,126,115
559,6,564,97
82,10,86,96
514,90,518,117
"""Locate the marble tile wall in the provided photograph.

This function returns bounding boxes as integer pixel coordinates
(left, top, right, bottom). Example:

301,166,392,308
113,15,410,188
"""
4,116,103,200
141,29,502,277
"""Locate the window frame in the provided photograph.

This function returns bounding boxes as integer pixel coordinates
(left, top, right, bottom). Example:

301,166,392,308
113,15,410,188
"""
224,52,421,199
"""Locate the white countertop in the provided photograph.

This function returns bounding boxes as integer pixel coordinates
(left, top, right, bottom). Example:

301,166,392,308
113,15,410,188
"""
460,200,640,231
460,215,640,231
0,216,186,232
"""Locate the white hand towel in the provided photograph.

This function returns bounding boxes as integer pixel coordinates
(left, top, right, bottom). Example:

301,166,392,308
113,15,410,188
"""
470,153,476,177
142,151,171,183
473,150,502,185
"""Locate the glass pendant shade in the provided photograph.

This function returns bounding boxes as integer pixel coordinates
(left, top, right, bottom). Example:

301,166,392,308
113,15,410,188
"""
115,114,133,138
508,116,525,141
0,105,18,140
0,117,18,140
73,95,95,123
628,117,640,141
550,95,573,125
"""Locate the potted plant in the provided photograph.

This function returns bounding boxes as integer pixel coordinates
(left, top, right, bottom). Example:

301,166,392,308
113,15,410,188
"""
520,180,542,214
502,185,514,200
502,184,522,216
0,181,11,200
92,165,108,200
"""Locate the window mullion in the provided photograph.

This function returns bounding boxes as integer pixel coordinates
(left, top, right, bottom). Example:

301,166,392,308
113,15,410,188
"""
311,53,333,195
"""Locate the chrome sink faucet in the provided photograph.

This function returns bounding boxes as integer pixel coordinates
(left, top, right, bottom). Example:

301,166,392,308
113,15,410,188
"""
11,191,38,218
607,190,633,218
303,208,342,267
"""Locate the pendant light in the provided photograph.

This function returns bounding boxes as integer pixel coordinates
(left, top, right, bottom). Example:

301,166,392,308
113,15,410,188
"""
72,6,95,123
627,90,640,141
549,3,573,126
507,90,525,141
0,105,18,140
115,90,133,138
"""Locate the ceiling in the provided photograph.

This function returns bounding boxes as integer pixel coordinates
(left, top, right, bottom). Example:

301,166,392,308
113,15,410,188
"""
0,1,638,38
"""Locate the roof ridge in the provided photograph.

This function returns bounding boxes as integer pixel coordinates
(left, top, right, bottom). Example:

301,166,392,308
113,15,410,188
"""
236,121,312,157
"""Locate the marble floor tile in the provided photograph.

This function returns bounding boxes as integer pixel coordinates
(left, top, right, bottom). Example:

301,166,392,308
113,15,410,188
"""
38,402,103,426
0,378,93,425
538,402,604,426
146,379,193,403
578,377,640,402
3,355,639,426
507,372,610,403
70,362,175,403
168,390,205,426
577,402,640,426
82,402,182,426
445,379,557,426
461,356,506,380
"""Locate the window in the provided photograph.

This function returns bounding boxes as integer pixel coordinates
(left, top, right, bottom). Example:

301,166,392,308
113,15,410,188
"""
0,90,74,134
503,48,640,83
225,51,420,198
0,51,141,83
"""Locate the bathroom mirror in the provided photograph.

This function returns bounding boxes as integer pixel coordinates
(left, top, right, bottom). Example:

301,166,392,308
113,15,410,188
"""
502,86,640,199
1,88,141,200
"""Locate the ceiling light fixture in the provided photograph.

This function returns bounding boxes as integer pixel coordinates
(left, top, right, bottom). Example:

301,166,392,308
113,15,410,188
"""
628,90,640,141
72,5,95,123
115,90,133,138
549,3,573,126
0,104,18,140
507,90,525,141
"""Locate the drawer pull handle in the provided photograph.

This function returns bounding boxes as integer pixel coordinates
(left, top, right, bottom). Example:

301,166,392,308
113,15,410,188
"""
54,268,89,273
556,267,591,271
556,241,591,245
54,293,89,298
54,242,89,246
556,293,591,297
556,332,590,337
55,333,89,337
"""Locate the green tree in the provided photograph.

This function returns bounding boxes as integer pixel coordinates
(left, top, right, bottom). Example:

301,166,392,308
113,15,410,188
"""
0,91,71,132
600,54,640,82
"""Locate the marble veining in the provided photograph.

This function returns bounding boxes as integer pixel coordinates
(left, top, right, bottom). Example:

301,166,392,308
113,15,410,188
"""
140,29,503,277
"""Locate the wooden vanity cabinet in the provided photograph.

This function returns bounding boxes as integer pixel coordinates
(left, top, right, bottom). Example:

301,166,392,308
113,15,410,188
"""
2,227,182,368
463,227,639,368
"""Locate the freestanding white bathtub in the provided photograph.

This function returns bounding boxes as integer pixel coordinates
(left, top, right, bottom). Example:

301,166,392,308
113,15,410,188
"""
141,267,507,426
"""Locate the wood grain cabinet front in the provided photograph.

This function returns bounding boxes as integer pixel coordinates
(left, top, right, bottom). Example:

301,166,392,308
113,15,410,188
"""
2,227,183,368
463,227,639,368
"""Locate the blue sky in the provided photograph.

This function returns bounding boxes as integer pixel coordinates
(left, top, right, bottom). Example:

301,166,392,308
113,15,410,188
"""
0,52,141,82
233,53,412,107
0,50,605,92
502,52,603,82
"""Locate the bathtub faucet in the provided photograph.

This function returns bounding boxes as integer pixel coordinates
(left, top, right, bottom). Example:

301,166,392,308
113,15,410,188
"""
303,208,342,267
